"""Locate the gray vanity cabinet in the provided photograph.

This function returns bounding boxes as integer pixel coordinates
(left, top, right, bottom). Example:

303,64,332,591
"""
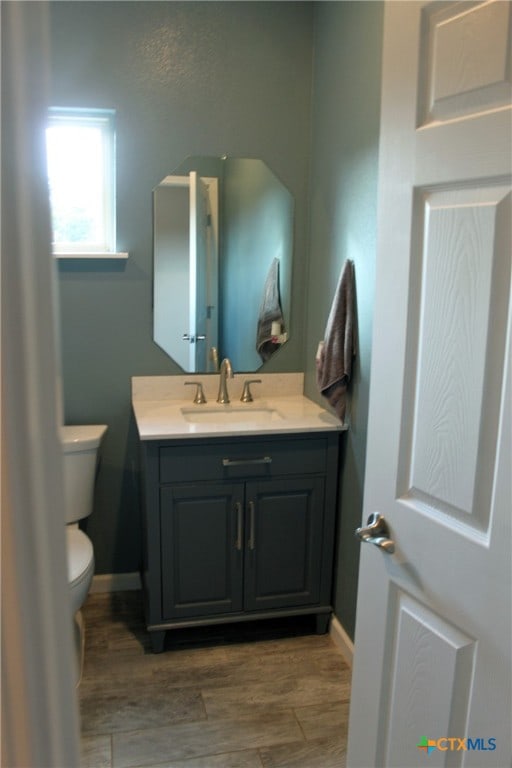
139,432,339,653
242,477,324,612
160,481,244,618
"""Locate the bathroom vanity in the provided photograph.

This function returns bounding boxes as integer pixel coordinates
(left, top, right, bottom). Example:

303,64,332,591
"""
133,374,345,653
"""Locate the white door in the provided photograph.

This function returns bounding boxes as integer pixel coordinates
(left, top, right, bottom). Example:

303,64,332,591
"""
189,171,208,371
205,178,220,372
347,3,511,767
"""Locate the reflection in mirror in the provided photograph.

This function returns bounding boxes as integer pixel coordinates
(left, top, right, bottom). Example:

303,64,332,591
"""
153,157,293,373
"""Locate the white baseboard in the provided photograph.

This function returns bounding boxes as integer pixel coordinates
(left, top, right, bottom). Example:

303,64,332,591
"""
329,615,354,667
90,572,141,594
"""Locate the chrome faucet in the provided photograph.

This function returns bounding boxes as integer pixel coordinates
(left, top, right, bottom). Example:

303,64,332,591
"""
217,358,234,403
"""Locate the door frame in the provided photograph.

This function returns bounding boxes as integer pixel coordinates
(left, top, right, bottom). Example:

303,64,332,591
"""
2,2,80,765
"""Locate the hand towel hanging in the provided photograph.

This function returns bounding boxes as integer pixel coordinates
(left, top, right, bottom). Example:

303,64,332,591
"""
256,257,285,362
316,259,356,422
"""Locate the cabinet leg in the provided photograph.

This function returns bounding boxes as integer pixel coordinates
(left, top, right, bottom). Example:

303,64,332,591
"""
150,630,166,653
315,613,331,635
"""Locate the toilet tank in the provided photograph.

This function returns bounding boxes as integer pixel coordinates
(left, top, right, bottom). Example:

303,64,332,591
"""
60,424,108,524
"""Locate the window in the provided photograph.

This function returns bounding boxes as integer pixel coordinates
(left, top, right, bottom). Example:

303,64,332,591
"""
46,108,124,258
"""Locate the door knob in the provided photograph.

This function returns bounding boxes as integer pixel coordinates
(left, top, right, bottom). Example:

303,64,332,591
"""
182,334,206,343
355,513,395,554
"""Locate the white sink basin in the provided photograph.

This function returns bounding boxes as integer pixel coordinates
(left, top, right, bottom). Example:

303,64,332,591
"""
180,405,284,425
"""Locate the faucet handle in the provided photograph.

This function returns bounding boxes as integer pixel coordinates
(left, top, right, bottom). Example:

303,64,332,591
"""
240,379,262,403
184,381,207,404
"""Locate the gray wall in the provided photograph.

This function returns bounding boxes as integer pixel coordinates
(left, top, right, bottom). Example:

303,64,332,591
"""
49,2,313,574
48,0,384,639
304,2,383,638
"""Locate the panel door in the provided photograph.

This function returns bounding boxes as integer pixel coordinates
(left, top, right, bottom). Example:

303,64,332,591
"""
189,171,209,372
347,2,511,767
153,181,190,370
243,478,325,612
160,483,243,619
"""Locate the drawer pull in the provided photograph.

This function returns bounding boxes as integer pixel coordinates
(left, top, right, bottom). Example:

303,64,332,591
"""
248,501,255,550
222,456,272,467
235,502,243,551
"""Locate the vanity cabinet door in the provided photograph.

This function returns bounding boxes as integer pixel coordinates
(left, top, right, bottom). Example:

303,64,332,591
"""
160,483,244,620
243,477,325,612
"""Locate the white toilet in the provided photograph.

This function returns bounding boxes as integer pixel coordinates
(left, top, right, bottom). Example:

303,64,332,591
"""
61,423,107,683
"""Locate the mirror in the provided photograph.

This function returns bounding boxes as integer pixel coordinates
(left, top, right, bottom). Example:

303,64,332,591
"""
153,156,293,372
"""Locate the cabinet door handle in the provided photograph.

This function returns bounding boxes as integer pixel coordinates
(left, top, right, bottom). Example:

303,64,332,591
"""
235,502,243,551
248,501,255,550
222,456,272,467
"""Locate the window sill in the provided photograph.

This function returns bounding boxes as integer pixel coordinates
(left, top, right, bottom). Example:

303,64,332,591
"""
54,251,129,260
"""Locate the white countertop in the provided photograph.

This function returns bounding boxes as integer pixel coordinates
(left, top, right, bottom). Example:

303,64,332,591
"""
132,374,346,441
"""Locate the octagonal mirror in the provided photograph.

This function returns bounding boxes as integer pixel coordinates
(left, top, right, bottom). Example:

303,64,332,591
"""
153,156,293,372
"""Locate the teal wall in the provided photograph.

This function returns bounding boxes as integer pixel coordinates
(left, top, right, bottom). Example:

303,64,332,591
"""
49,2,313,574
47,1,384,639
304,2,384,638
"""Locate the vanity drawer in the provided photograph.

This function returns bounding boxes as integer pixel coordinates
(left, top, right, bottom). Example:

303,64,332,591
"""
159,437,327,483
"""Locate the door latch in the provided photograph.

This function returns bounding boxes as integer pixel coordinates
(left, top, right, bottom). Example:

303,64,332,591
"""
355,513,395,554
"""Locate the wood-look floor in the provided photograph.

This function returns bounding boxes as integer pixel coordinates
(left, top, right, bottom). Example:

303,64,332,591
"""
79,591,351,768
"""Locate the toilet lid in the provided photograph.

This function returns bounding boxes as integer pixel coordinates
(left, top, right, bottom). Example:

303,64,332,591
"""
67,528,94,586
60,424,107,453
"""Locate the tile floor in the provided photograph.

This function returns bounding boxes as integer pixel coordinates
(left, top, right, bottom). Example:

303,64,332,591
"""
79,591,351,768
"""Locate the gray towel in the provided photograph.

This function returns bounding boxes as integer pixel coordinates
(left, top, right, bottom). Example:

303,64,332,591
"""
256,257,285,362
316,259,356,422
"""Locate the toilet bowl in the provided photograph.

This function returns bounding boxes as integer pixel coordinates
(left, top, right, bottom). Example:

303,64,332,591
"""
61,423,107,683
67,527,95,615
